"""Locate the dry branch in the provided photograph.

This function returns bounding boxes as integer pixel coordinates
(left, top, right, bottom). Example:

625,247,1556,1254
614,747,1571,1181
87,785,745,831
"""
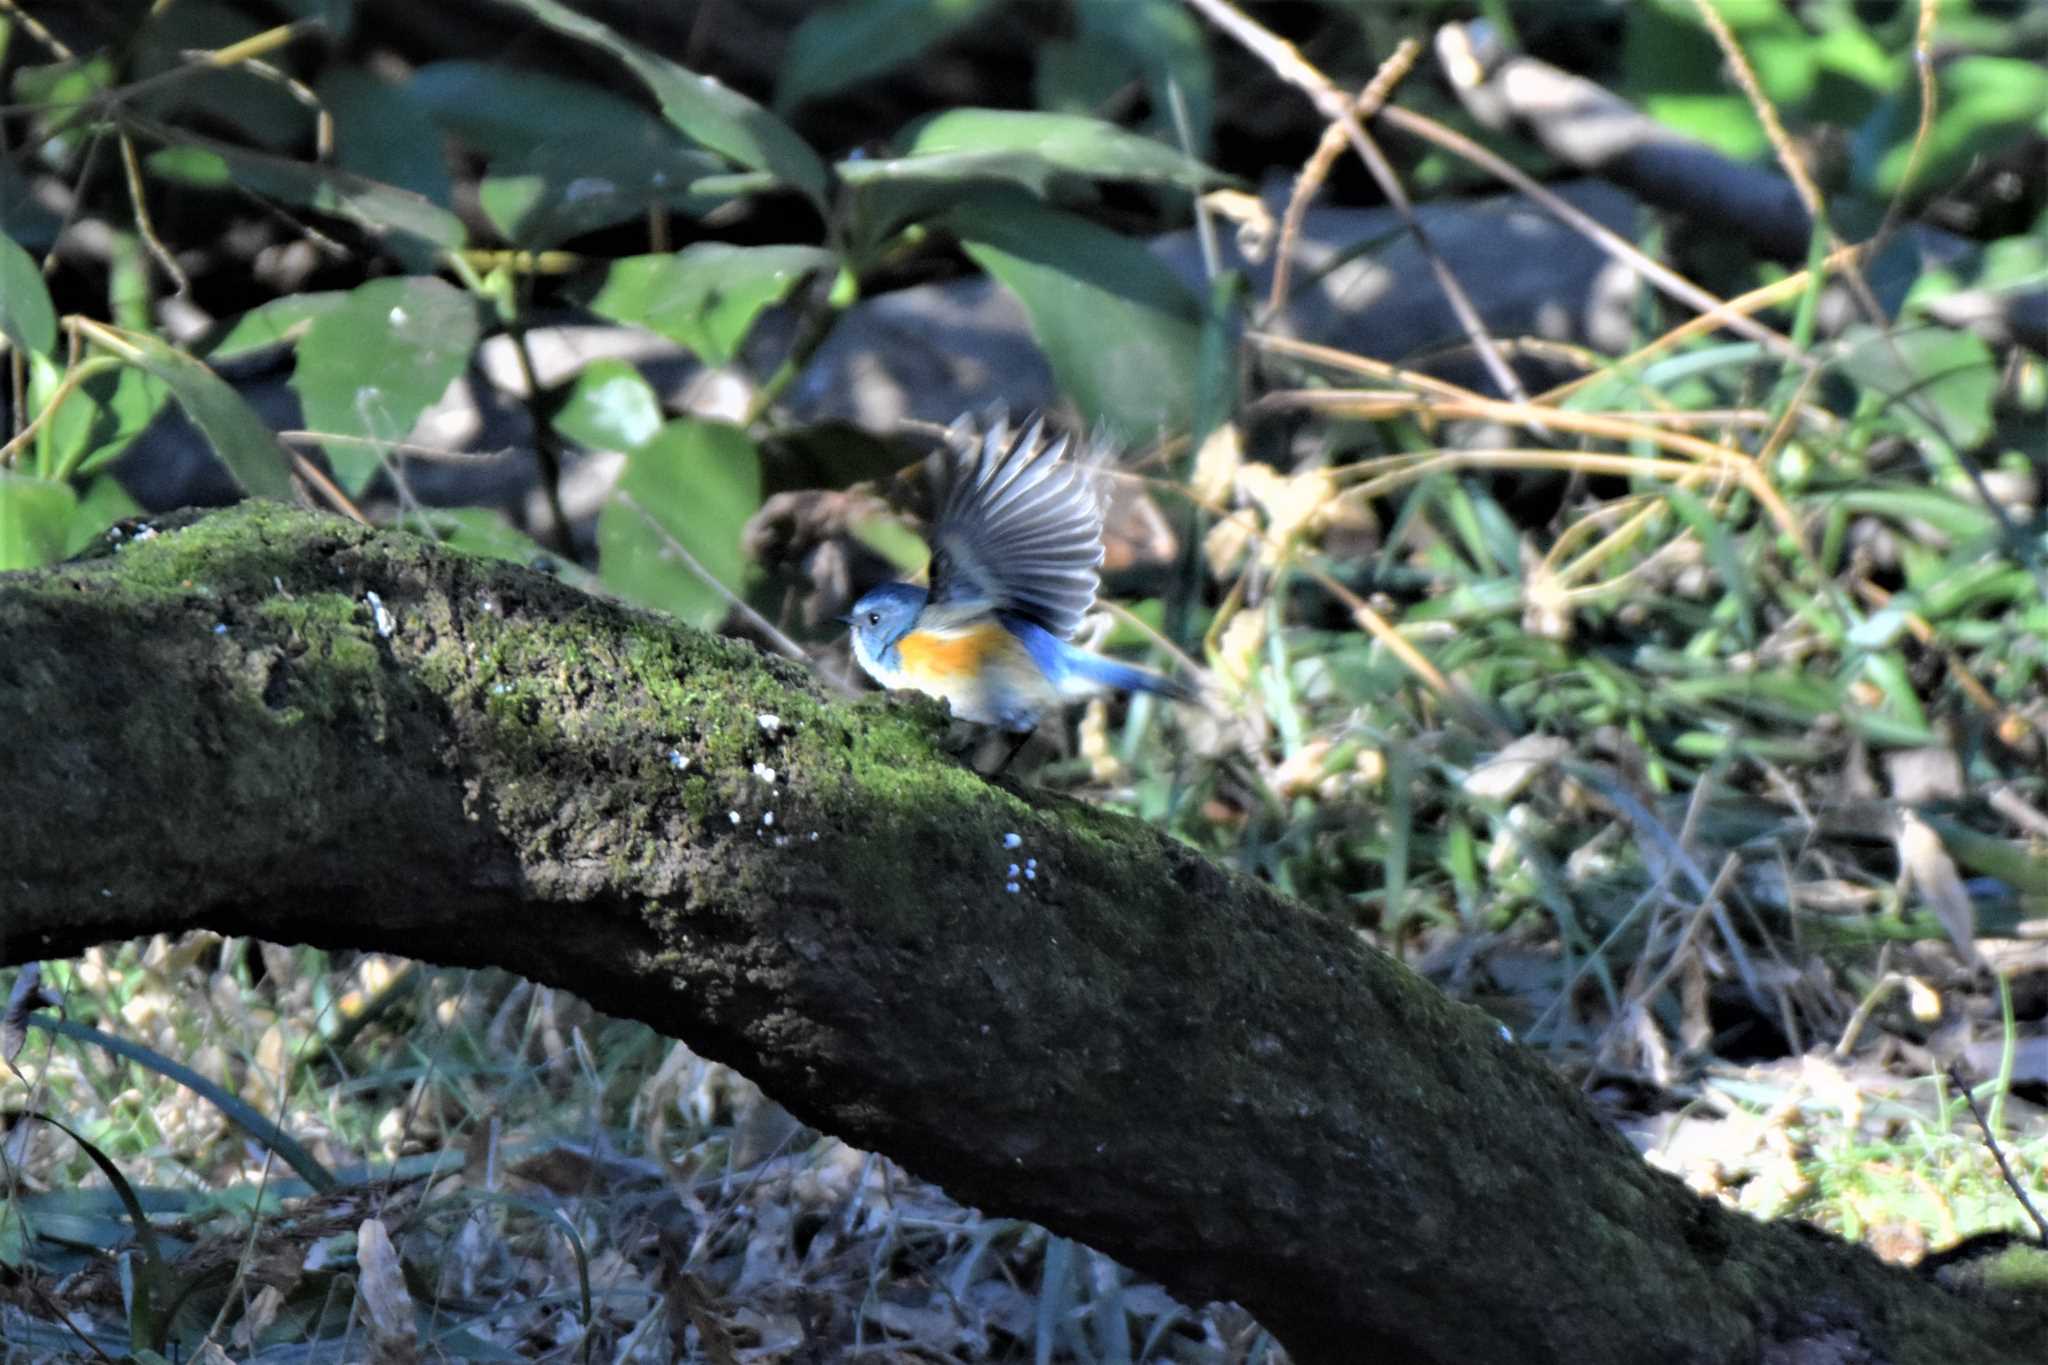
0,503,2040,1365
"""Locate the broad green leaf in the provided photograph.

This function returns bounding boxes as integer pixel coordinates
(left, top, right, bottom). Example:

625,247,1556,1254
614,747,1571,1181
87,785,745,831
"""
499,0,829,208
597,417,762,629
0,231,56,356
837,104,1227,245
76,320,295,499
775,0,993,114
1808,21,1894,91
409,61,673,161
0,472,77,570
199,291,349,362
479,125,723,248
943,188,1202,438
320,67,453,207
290,277,480,494
0,150,65,249
1837,324,1997,452
585,245,833,366
146,132,466,272
894,109,1220,191
552,358,664,453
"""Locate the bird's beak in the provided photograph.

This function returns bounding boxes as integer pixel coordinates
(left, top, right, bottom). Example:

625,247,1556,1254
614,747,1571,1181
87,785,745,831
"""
835,612,853,625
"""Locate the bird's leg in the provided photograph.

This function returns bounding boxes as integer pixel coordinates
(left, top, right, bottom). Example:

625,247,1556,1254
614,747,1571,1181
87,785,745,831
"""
990,728,1036,777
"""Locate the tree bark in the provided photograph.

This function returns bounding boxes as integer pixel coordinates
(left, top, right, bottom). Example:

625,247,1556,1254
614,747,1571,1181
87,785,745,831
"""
0,503,2037,1365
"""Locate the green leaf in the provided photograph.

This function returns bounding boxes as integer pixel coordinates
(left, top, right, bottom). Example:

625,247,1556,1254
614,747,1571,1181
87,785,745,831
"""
1818,486,1997,544
890,108,1221,192
0,231,56,357
35,357,171,482
290,277,480,494
552,358,664,453
498,0,829,208
1876,57,2048,194
76,320,296,499
0,472,78,570
146,132,466,273
1,149,66,250
585,245,833,366
776,0,993,114
320,66,453,207
29,1016,339,1195
12,56,114,165
597,417,761,629
479,125,723,248
410,61,672,161
0,1198,31,1272
198,291,350,362
943,188,1203,437
1837,323,1998,453
27,1109,170,1348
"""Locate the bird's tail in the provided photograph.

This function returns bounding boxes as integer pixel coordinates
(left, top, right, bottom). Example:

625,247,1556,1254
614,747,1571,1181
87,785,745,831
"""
1059,649,1201,705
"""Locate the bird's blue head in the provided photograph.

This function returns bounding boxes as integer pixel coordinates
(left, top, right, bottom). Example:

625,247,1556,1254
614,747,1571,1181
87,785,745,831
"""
844,581,929,680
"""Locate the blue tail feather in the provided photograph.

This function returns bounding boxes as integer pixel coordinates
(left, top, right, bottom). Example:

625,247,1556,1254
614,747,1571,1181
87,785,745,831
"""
1057,647,1199,703
1000,613,1197,704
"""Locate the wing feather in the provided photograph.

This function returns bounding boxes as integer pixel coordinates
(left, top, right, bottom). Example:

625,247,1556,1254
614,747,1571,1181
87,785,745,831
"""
925,412,1107,640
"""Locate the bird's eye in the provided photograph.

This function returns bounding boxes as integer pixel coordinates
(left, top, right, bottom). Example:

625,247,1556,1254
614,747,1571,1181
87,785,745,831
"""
866,612,882,626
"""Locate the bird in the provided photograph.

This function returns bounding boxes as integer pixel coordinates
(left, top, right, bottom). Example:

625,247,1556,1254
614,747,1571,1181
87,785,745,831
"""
843,413,1196,758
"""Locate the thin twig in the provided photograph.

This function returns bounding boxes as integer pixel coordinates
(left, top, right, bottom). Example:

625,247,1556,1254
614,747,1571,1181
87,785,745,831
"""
289,448,371,524
0,0,76,60
1266,39,1422,322
1376,100,1807,367
1180,0,1527,401
278,431,519,463
1871,0,1942,252
118,129,191,297
1536,242,1866,406
1946,1063,2048,1245
1689,0,1824,223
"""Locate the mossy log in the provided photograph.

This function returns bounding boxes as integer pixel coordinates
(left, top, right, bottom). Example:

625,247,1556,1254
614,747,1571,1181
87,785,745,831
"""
0,502,2036,1365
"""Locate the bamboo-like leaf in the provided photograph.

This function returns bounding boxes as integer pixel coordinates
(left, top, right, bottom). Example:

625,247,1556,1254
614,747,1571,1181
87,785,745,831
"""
74,319,297,499
499,0,829,208
0,232,57,357
943,188,1202,438
585,245,834,366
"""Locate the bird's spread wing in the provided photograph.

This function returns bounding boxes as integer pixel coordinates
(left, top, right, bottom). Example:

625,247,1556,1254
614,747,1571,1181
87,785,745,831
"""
925,412,1105,640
